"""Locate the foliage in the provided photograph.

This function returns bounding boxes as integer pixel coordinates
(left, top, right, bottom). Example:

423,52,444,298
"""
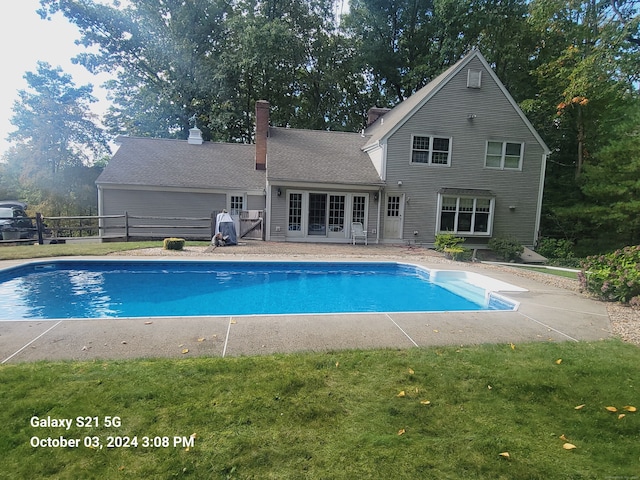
1,341,639,478
488,236,524,262
33,0,640,253
1,61,109,215
579,245,640,303
536,237,575,260
162,237,185,250
434,233,465,252
434,233,470,261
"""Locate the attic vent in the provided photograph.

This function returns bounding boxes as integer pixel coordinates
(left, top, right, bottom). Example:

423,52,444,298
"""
467,69,482,89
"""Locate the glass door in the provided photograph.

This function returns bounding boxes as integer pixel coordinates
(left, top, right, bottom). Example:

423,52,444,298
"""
308,193,327,236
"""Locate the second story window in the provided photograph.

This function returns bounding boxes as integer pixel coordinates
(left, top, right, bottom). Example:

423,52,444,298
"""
411,135,451,166
485,141,523,170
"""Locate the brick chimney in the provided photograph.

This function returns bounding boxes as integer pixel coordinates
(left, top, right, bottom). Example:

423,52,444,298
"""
255,100,270,171
366,106,391,126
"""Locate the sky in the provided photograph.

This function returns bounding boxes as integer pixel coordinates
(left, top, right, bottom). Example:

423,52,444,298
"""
0,1,110,156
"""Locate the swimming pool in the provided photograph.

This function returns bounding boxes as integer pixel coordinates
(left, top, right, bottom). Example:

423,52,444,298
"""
0,260,519,320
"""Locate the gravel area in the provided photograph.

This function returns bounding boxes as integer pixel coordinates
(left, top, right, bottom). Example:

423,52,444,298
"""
109,240,640,346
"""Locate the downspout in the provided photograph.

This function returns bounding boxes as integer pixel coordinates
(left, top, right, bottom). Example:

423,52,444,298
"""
376,188,382,244
97,185,104,238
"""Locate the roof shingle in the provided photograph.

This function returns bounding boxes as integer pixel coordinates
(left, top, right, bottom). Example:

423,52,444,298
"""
96,137,264,190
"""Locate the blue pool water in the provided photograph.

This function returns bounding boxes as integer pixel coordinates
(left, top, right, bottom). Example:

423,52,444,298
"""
0,260,516,320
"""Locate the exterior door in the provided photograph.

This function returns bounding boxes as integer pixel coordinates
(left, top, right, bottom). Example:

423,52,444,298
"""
384,194,404,239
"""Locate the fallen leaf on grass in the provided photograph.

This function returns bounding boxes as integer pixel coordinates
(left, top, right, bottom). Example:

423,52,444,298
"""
555,358,562,364
510,343,515,350
335,362,340,368
397,428,406,436
562,443,577,450
397,391,406,398
408,368,415,375
618,414,626,420
498,452,510,458
420,400,431,405
559,434,568,441
623,405,637,412
605,406,618,412
574,404,585,410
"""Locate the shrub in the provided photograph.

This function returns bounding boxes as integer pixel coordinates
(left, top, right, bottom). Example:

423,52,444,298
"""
163,237,185,251
435,233,471,261
434,233,465,252
579,245,640,303
488,236,524,262
536,237,575,260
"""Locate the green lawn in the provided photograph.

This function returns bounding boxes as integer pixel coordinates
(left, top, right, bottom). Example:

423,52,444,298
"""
0,241,209,261
512,265,579,280
1,340,638,479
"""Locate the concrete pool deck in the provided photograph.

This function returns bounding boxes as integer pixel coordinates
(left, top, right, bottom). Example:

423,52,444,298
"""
0,243,612,363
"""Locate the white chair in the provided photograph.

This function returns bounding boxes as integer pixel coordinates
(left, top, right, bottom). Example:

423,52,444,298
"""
351,222,367,245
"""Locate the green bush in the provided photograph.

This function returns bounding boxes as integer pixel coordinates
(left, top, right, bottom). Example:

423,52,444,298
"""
434,233,465,252
435,233,471,261
579,245,640,303
488,236,524,262
536,237,575,259
163,237,185,250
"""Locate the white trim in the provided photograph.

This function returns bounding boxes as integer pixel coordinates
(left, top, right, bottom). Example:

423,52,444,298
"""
467,68,482,88
410,134,452,166
534,152,548,245
484,140,524,171
435,193,494,236
284,191,371,241
366,50,550,155
97,183,263,196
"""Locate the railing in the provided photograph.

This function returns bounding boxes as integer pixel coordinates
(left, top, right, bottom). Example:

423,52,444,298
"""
0,211,264,245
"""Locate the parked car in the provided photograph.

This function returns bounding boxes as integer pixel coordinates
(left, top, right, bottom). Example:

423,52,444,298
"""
0,201,35,240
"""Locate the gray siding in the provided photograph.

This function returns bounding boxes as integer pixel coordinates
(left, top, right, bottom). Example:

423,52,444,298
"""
101,188,225,239
384,57,545,246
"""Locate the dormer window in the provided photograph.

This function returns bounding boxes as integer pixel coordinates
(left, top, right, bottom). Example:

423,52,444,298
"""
411,135,451,166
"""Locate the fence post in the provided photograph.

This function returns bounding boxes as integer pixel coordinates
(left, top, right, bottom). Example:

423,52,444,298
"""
124,211,129,241
210,212,216,239
35,213,44,245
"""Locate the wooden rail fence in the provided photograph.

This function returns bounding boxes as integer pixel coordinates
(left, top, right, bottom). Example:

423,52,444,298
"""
0,211,264,245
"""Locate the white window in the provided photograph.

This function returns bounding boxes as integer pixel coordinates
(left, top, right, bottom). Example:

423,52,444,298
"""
411,135,451,165
485,141,523,170
286,192,369,238
438,195,493,235
230,195,244,215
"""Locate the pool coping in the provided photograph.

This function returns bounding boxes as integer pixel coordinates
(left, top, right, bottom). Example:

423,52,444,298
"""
0,255,612,363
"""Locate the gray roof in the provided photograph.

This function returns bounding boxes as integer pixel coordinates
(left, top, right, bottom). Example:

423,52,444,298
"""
266,127,383,186
96,136,265,191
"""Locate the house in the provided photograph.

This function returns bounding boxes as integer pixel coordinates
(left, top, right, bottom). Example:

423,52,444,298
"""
96,50,549,248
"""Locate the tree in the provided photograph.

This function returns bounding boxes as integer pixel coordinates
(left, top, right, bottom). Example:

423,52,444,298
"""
525,0,640,251
3,62,110,214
